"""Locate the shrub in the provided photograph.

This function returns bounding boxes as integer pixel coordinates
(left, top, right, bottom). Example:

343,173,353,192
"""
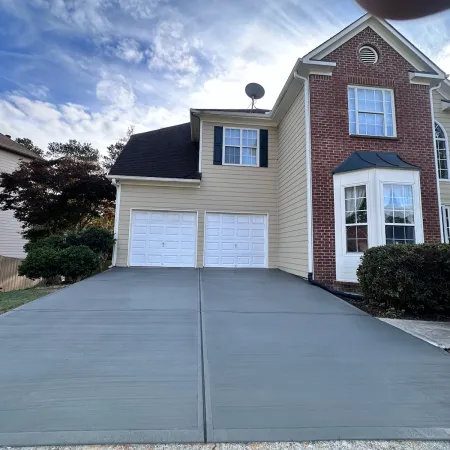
24,234,68,253
70,227,114,256
357,244,450,314
19,247,61,280
59,245,99,281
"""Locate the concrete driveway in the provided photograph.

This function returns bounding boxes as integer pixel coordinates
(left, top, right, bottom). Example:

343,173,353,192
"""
1,268,450,446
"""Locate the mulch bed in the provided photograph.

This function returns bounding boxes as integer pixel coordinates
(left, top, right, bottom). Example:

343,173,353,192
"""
341,296,450,322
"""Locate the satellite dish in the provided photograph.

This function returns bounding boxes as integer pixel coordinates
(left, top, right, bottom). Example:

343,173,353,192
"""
245,83,265,109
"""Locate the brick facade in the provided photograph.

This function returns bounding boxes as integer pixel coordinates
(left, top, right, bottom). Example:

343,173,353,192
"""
309,26,441,286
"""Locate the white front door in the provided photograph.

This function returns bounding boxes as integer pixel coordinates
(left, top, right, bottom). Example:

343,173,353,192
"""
130,211,197,267
204,213,267,268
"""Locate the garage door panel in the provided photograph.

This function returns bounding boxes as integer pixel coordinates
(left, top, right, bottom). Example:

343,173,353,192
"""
204,213,267,268
130,211,197,267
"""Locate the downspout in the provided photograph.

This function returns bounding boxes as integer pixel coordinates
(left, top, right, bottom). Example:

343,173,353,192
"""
293,71,314,278
430,83,445,243
111,179,121,266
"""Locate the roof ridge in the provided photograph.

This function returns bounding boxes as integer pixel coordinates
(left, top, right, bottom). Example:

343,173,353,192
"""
131,122,190,139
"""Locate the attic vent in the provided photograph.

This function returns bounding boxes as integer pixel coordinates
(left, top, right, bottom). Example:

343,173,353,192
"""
359,46,378,64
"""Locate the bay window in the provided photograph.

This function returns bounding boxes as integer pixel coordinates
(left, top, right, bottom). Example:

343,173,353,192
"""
348,87,395,137
334,168,423,282
224,128,259,166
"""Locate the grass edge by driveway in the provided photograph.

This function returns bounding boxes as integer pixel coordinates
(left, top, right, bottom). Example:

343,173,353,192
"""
0,287,60,314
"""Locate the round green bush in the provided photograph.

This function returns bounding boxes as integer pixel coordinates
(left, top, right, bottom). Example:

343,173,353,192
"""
19,247,61,280
75,227,114,255
357,244,450,314
59,245,99,281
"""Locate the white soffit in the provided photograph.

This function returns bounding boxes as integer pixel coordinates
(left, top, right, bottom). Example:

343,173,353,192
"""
303,14,445,77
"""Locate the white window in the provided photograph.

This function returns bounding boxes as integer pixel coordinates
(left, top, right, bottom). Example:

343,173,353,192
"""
334,169,423,282
435,122,449,180
345,185,368,253
224,128,258,166
348,87,395,137
383,184,415,245
442,206,450,243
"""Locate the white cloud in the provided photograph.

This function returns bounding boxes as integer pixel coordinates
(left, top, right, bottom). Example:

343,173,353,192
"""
115,38,144,63
147,21,200,75
96,78,136,109
0,94,188,154
117,0,164,19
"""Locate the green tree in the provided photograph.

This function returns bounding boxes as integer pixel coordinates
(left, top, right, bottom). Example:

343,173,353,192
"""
0,158,115,241
46,139,100,162
103,125,134,171
15,137,44,157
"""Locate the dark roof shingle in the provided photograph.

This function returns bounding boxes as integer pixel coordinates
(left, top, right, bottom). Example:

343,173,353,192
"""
109,123,200,179
0,134,42,159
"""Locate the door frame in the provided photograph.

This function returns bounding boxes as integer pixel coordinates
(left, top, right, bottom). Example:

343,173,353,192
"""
203,211,269,268
127,208,199,267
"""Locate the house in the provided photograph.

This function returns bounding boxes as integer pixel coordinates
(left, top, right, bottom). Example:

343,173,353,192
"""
108,13,450,289
0,134,41,259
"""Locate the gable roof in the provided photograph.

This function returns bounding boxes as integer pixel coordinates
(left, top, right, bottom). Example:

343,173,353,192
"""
109,123,201,180
303,14,446,77
0,133,42,159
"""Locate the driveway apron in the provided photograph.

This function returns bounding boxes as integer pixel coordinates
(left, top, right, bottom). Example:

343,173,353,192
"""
200,269,450,442
1,268,450,446
0,268,203,446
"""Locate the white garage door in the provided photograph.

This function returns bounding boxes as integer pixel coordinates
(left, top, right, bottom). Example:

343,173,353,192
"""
130,211,197,267
204,213,267,268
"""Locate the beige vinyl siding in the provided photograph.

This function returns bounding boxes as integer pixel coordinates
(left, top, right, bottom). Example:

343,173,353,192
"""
432,90,450,206
116,121,279,267
277,86,308,278
0,149,29,258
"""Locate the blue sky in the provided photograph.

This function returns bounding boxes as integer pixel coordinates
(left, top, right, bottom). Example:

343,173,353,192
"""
1,0,450,153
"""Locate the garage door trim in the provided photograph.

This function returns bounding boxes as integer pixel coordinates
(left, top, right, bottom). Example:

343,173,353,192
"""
128,208,199,267
203,211,269,268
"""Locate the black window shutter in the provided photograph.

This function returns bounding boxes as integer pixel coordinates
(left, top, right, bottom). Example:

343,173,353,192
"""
259,129,268,167
213,126,223,165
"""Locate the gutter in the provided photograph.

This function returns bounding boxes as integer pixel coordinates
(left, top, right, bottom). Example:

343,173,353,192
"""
293,71,314,277
430,82,446,242
111,178,121,267
106,175,201,184
308,273,363,300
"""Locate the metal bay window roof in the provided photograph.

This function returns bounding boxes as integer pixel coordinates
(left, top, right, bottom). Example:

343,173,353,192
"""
332,152,420,175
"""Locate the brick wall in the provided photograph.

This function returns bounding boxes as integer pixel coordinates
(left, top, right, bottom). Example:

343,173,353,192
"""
310,26,441,285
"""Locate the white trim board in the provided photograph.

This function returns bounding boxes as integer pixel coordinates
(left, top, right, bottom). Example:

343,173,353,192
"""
303,14,445,77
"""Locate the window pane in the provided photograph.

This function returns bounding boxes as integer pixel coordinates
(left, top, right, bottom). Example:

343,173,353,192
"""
357,210,367,223
346,212,356,224
242,147,257,166
225,128,240,146
242,130,257,147
224,146,240,164
346,225,368,253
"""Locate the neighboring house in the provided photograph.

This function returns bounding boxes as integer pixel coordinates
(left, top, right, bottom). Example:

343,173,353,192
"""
0,134,41,258
108,13,450,289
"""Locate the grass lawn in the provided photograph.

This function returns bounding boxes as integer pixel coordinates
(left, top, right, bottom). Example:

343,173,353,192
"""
0,287,60,314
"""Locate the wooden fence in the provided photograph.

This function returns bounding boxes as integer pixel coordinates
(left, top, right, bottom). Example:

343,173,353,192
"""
0,256,41,292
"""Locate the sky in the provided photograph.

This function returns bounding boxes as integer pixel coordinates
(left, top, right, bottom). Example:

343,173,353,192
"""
1,0,450,154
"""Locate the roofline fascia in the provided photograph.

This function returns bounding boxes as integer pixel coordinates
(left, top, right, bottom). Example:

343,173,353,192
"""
270,59,335,122
303,13,446,77
107,175,201,184
409,72,447,86
0,145,42,160
190,109,271,119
